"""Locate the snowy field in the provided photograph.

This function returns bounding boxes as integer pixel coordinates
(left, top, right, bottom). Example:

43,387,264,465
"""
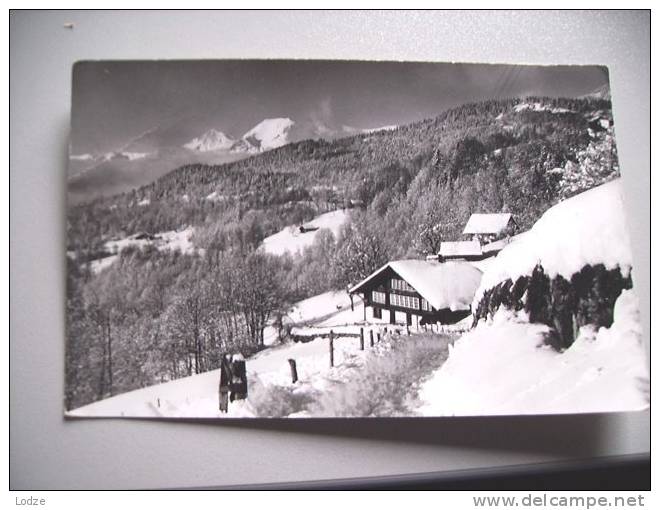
89,226,198,274
261,209,349,256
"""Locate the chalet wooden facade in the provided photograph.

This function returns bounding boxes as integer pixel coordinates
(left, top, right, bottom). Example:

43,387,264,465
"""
349,260,482,327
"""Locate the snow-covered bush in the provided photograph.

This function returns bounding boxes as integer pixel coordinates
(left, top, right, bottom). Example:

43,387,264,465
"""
248,377,319,418
418,289,648,416
472,179,635,349
310,333,452,417
473,263,632,349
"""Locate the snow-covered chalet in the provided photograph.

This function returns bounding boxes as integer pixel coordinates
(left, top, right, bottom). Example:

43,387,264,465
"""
350,213,521,327
349,260,482,327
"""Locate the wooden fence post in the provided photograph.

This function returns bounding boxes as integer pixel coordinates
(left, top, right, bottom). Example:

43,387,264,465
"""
369,329,374,347
219,354,230,413
360,328,364,351
230,357,248,401
329,330,334,367
288,359,298,384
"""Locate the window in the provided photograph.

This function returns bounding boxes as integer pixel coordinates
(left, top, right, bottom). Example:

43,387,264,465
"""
421,298,432,312
372,291,386,304
391,278,415,292
390,293,419,310
373,307,382,319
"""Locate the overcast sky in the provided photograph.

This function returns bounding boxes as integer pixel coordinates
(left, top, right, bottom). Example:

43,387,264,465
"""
71,60,610,154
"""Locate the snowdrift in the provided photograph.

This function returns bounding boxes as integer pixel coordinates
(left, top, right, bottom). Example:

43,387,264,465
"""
418,178,648,415
474,178,633,306
418,290,648,415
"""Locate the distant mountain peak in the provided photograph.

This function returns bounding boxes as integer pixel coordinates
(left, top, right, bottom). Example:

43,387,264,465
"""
241,118,296,151
184,129,235,152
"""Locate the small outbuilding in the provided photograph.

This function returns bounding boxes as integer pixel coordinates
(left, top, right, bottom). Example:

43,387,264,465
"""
349,259,483,327
463,213,515,244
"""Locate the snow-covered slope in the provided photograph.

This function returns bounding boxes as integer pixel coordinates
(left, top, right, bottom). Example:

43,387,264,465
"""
67,290,383,418
474,178,631,306
418,290,648,415
89,226,198,274
183,129,235,152
261,209,349,256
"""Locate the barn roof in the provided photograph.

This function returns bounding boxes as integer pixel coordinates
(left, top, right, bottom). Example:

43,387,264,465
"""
349,259,483,312
463,213,512,235
439,240,482,258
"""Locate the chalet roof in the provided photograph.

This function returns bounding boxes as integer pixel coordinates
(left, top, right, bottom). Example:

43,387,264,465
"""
463,213,512,235
349,259,483,312
439,240,482,258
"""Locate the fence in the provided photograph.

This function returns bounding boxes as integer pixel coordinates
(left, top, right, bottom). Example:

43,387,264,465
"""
221,322,466,407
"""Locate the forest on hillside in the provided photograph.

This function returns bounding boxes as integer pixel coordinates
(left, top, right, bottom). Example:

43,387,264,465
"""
65,96,620,410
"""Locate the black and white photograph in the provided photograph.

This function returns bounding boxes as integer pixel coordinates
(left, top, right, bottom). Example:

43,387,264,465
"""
65,59,648,419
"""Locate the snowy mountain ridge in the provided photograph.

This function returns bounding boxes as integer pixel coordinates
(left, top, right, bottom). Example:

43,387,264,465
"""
183,117,385,155
240,117,296,152
183,129,235,152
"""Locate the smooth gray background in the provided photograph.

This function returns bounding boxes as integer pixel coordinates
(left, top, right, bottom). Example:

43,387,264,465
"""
10,10,650,489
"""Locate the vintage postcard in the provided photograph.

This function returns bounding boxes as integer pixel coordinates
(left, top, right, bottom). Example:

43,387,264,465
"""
65,60,648,418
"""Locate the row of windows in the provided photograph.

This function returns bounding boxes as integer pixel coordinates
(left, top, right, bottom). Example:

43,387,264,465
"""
390,278,415,292
421,298,432,312
372,288,433,312
390,293,420,310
